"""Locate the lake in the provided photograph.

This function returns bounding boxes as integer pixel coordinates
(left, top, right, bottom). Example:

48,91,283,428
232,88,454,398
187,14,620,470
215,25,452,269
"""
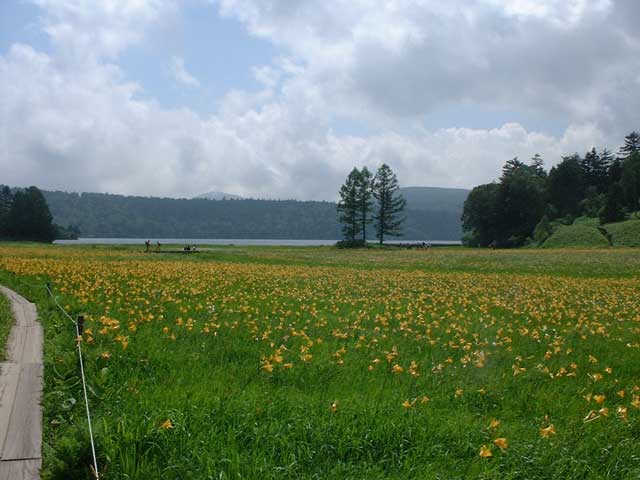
54,238,462,246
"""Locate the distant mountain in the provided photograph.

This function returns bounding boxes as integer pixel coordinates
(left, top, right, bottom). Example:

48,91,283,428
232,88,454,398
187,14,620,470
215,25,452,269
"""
41,187,468,240
400,186,470,212
196,191,243,200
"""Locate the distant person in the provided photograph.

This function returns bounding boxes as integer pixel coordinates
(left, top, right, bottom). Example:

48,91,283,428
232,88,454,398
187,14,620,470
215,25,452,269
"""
184,245,191,252
145,239,150,252
156,241,161,252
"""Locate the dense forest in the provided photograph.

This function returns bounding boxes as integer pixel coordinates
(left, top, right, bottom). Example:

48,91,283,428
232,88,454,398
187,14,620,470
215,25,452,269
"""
42,187,468,240
0,185,74,242
462,132,640,247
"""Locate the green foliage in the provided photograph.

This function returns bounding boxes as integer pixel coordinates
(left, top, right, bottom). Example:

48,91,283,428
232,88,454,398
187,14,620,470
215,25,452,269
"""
356,167,373,243
337,168,361,242
465,132,640,248
497,158,547,246
603,218,640,247
532,215,554,246
461,183,501,247
620,152,640,211
548,155,584,218
372,164,406,244
0,291,12,361
618,131,640,157
2,186,56,242
542,225,610,248
335,239,367,248
599,182,626,224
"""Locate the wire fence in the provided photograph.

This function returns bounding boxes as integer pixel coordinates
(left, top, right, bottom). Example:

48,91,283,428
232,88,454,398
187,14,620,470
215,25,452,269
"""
46,283,100,479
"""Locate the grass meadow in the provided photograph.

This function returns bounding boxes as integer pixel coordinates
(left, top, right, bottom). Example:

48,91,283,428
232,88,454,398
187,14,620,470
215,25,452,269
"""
0,244,639,479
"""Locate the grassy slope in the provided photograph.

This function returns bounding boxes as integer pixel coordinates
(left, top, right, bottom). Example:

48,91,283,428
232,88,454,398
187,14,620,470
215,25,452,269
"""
604,219,640,247
0,245,640,479
0,290,12,361
542,224,609,248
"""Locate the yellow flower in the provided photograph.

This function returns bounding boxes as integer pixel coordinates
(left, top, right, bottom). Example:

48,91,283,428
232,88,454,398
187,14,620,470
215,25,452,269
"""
631,396,640,409
593,394,606,405
617,390,626,399
420,395,430,404
479,445,493,458
617,406,628,421
261,363,274,373
101,351,110,360
160,419,174,430
539,424,556,438
493,437,508,450
329,401,338,413
455,388,463,398
489,418,501,429
402,399,414,409
392,364,404,374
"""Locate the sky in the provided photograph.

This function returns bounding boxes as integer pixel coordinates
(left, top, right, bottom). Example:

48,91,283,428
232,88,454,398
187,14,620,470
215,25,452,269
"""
0,0,639,200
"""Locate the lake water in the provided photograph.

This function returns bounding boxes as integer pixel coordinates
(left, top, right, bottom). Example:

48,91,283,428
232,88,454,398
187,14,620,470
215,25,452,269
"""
55,238,462,246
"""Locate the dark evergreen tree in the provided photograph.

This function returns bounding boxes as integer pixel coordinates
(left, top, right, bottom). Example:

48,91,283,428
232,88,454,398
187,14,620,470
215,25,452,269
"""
581,148,609,194
530,154,546,177
461,183,501,247
372,164,406,244
336,168,361,242
599,182,626,224
497,158,547,246
547,155,584,218
356,167,373,243
620,152,640,211
7,186,55,242
0,186,13,237
619,131,640,158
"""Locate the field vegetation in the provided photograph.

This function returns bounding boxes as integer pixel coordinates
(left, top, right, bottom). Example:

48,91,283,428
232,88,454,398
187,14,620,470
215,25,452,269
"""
0,244,639,479
0,288,13,360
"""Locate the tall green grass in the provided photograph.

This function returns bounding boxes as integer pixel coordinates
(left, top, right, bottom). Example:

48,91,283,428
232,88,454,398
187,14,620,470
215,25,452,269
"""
0,290,13,360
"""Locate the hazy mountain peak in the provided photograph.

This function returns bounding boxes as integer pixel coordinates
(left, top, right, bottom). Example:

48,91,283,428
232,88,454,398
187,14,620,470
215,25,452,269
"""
196,191,243,200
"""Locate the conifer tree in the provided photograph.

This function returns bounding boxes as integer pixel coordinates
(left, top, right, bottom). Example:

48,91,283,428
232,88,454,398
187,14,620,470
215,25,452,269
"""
0,186,13,238
372,164,406,244
7,186,55,242
356,167,373,243
619,131,640,158
337,168,361,242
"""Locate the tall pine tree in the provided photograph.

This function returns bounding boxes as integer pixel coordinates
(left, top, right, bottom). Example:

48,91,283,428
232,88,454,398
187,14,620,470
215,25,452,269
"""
337,168,361,242
0,186,13,238
372,164,406,244
619,131,640,158
356,167,373,244
8,186,55,242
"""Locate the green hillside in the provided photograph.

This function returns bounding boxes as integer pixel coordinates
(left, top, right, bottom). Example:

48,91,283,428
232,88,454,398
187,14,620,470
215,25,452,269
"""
43,188,466,240
542,224,610,248
604,219,640,247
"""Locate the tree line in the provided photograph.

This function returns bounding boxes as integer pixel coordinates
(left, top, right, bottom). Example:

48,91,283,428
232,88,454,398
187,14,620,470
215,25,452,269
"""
336,163,406,245
462,131,640,247
0,185,77,242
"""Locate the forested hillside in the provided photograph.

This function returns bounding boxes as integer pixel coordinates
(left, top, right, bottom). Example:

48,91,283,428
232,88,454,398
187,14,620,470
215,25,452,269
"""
43,187,467,240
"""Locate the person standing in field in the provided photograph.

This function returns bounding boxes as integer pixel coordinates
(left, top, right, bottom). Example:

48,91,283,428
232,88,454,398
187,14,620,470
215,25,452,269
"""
145,239,150,252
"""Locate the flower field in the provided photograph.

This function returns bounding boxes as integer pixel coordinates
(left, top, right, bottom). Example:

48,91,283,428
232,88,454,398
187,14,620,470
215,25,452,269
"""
1,244,639,479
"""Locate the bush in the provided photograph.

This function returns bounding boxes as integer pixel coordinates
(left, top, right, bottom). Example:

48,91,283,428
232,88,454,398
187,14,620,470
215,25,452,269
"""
335,239,367,248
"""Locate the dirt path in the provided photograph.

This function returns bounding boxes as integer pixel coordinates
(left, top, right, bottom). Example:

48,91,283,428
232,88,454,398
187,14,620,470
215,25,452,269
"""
0,286,43,480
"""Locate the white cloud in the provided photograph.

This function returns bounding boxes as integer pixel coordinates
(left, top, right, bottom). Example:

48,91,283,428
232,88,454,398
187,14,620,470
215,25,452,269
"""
1,0,639,200
170,56,201,88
